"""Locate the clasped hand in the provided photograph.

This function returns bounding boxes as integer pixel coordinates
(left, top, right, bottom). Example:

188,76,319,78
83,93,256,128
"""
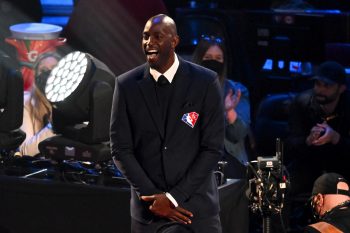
306,122,340,146
141,193,193,224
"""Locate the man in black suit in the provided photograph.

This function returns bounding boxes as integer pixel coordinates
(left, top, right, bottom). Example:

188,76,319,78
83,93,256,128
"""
110,14,224,233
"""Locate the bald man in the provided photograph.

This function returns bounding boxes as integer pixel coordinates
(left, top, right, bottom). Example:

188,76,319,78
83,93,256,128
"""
110,14,224,233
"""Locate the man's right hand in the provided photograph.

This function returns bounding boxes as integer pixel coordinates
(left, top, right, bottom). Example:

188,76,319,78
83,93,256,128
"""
141,194,193,224
306,125,325,146
306,122,340,146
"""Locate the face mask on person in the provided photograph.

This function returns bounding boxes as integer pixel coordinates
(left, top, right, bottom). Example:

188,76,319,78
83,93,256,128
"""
200,59,224,77
35,70,51,94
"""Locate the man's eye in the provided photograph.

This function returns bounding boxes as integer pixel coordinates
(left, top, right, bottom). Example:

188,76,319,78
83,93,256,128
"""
155,34,163,40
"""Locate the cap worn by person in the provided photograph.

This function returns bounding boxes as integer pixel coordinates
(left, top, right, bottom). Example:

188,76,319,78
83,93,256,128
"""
312,173,350,196
313,61,346,85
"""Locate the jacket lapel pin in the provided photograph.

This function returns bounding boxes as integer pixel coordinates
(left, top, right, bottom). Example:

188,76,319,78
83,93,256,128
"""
182,112,199,128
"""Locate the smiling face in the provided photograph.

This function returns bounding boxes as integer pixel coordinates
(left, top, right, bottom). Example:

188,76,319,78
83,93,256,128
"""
142,15,179,73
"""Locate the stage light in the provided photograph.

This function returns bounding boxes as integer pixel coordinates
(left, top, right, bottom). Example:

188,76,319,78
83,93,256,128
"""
0,51,25,152
46,51,115,143
45,51,88,102
38,51,115,162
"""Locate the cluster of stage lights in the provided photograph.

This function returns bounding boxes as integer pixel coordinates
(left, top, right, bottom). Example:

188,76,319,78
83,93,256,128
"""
45,51,88,102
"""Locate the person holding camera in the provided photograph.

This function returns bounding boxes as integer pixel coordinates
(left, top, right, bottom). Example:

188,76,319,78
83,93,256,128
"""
286,61,350,194
305,173,350,232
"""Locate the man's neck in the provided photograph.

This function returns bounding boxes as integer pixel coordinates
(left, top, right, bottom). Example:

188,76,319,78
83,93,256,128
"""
322,196,350,216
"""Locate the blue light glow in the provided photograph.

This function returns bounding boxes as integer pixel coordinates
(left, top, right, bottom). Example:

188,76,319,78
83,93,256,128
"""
40,0,73,5
289,61,301,73
42,16,70,26
262,59,273,70
278,60,284,69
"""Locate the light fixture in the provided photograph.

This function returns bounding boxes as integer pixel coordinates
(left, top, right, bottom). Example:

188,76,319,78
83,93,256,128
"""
0,52,25,153
38,51,115,162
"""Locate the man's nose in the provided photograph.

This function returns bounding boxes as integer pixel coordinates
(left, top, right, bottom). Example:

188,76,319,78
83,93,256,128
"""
147,36,157,45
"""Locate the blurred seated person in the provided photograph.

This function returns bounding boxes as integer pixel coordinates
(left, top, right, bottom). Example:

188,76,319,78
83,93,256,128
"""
305,173,350,232
192,35,251,179
286,61,350,194
18,53,61,156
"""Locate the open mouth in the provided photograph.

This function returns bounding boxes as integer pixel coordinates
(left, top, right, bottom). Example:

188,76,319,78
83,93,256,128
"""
146,49,159,61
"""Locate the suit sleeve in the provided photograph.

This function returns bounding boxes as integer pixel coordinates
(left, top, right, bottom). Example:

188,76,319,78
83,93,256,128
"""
169,77,225,203
110,77,161,196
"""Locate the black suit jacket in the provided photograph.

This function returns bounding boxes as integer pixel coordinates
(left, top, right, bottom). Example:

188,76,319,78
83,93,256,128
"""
110,57,224,223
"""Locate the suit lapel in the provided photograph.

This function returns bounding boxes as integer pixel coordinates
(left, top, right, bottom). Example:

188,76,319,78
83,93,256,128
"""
137,66,165,139
165,59,193,139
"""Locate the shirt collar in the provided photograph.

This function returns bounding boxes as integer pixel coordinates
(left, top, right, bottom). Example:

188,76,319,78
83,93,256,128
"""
150,53,179,83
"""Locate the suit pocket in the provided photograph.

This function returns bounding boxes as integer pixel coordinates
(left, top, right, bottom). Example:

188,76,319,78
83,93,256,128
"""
182,101,195,108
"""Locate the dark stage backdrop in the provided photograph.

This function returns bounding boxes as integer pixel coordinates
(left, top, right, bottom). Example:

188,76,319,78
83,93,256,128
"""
63,0,168,77
0,176,249,233
0,0,42,64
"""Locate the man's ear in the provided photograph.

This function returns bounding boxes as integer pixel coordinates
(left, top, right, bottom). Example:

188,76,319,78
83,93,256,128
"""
316,194,324,206
172,35,180,49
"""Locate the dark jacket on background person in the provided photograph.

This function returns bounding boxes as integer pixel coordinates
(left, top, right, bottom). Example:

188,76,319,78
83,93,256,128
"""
286,89,350,194
222,79,250,178
289,88,350,143
304,203,350,232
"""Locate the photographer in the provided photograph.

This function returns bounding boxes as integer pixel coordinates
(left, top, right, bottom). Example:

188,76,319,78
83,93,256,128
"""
286,61,350,195
305,173,350,232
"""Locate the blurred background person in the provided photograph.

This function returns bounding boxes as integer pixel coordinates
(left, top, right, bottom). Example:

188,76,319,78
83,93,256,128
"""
286,61,350,195
18,52,61,156
192,35,251,179
305,173,350,232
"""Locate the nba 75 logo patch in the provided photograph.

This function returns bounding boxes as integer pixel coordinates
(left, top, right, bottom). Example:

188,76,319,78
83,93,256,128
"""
182,112,199,128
